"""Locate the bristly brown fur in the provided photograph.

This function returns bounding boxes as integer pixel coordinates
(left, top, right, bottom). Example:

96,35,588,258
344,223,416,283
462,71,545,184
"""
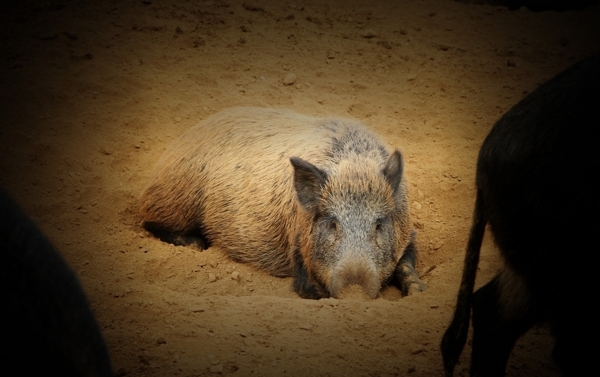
139,107,423,298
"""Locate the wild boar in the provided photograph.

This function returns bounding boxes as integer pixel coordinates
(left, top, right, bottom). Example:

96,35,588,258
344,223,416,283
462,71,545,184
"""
139,107,426,299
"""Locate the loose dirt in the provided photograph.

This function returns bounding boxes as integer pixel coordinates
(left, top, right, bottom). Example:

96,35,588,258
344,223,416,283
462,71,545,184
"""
1,0,598,376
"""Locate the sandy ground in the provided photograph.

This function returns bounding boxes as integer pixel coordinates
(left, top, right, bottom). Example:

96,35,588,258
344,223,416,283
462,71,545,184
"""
1,0,599,376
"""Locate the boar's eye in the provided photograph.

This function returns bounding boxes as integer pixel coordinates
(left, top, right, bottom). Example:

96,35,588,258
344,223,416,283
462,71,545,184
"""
319,217,339,243
319,216,338,232
373,218,391,249
327,218,338,231
375,218,386,232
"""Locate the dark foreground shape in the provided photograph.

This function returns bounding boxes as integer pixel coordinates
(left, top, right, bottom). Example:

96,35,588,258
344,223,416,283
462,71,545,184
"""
0,188,114,376
441,54,600,377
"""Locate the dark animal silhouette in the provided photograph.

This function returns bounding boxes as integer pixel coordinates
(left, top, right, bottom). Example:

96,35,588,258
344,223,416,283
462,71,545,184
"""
0,188,113,376
441,54,600,376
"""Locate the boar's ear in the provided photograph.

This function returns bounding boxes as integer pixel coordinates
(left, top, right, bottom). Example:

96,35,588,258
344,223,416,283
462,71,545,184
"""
383,150,404,194
290,156,327,212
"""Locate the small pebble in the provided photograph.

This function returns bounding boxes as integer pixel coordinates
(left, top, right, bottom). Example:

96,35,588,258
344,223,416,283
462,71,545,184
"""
283,72,297,86
208,273,217,282
362,29,378,38
231,271,240,281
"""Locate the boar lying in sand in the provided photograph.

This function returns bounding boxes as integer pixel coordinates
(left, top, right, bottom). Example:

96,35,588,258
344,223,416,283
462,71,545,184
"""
139,107,426,299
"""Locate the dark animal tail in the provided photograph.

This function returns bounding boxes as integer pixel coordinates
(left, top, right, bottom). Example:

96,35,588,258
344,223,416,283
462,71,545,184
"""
441,188,487,376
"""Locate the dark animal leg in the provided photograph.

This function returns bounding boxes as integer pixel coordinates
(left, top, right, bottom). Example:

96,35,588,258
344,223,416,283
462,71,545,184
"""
143,222,210,250
470,273,537,377
291,247,328,299
394,231,426,296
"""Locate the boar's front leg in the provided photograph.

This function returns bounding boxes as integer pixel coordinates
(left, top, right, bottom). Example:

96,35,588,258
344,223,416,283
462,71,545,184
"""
291,247,329,299
395,232,426,296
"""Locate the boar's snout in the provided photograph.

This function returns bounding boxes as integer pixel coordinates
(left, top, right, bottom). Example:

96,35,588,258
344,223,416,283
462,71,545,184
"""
329,259,380,299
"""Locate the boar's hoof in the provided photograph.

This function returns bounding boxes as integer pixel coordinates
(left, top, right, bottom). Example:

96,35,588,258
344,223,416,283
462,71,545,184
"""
394,233,426,296
293,277,328,299
292,263,328,299
405,278,427,296
143,222,209,250
396,263,427,296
